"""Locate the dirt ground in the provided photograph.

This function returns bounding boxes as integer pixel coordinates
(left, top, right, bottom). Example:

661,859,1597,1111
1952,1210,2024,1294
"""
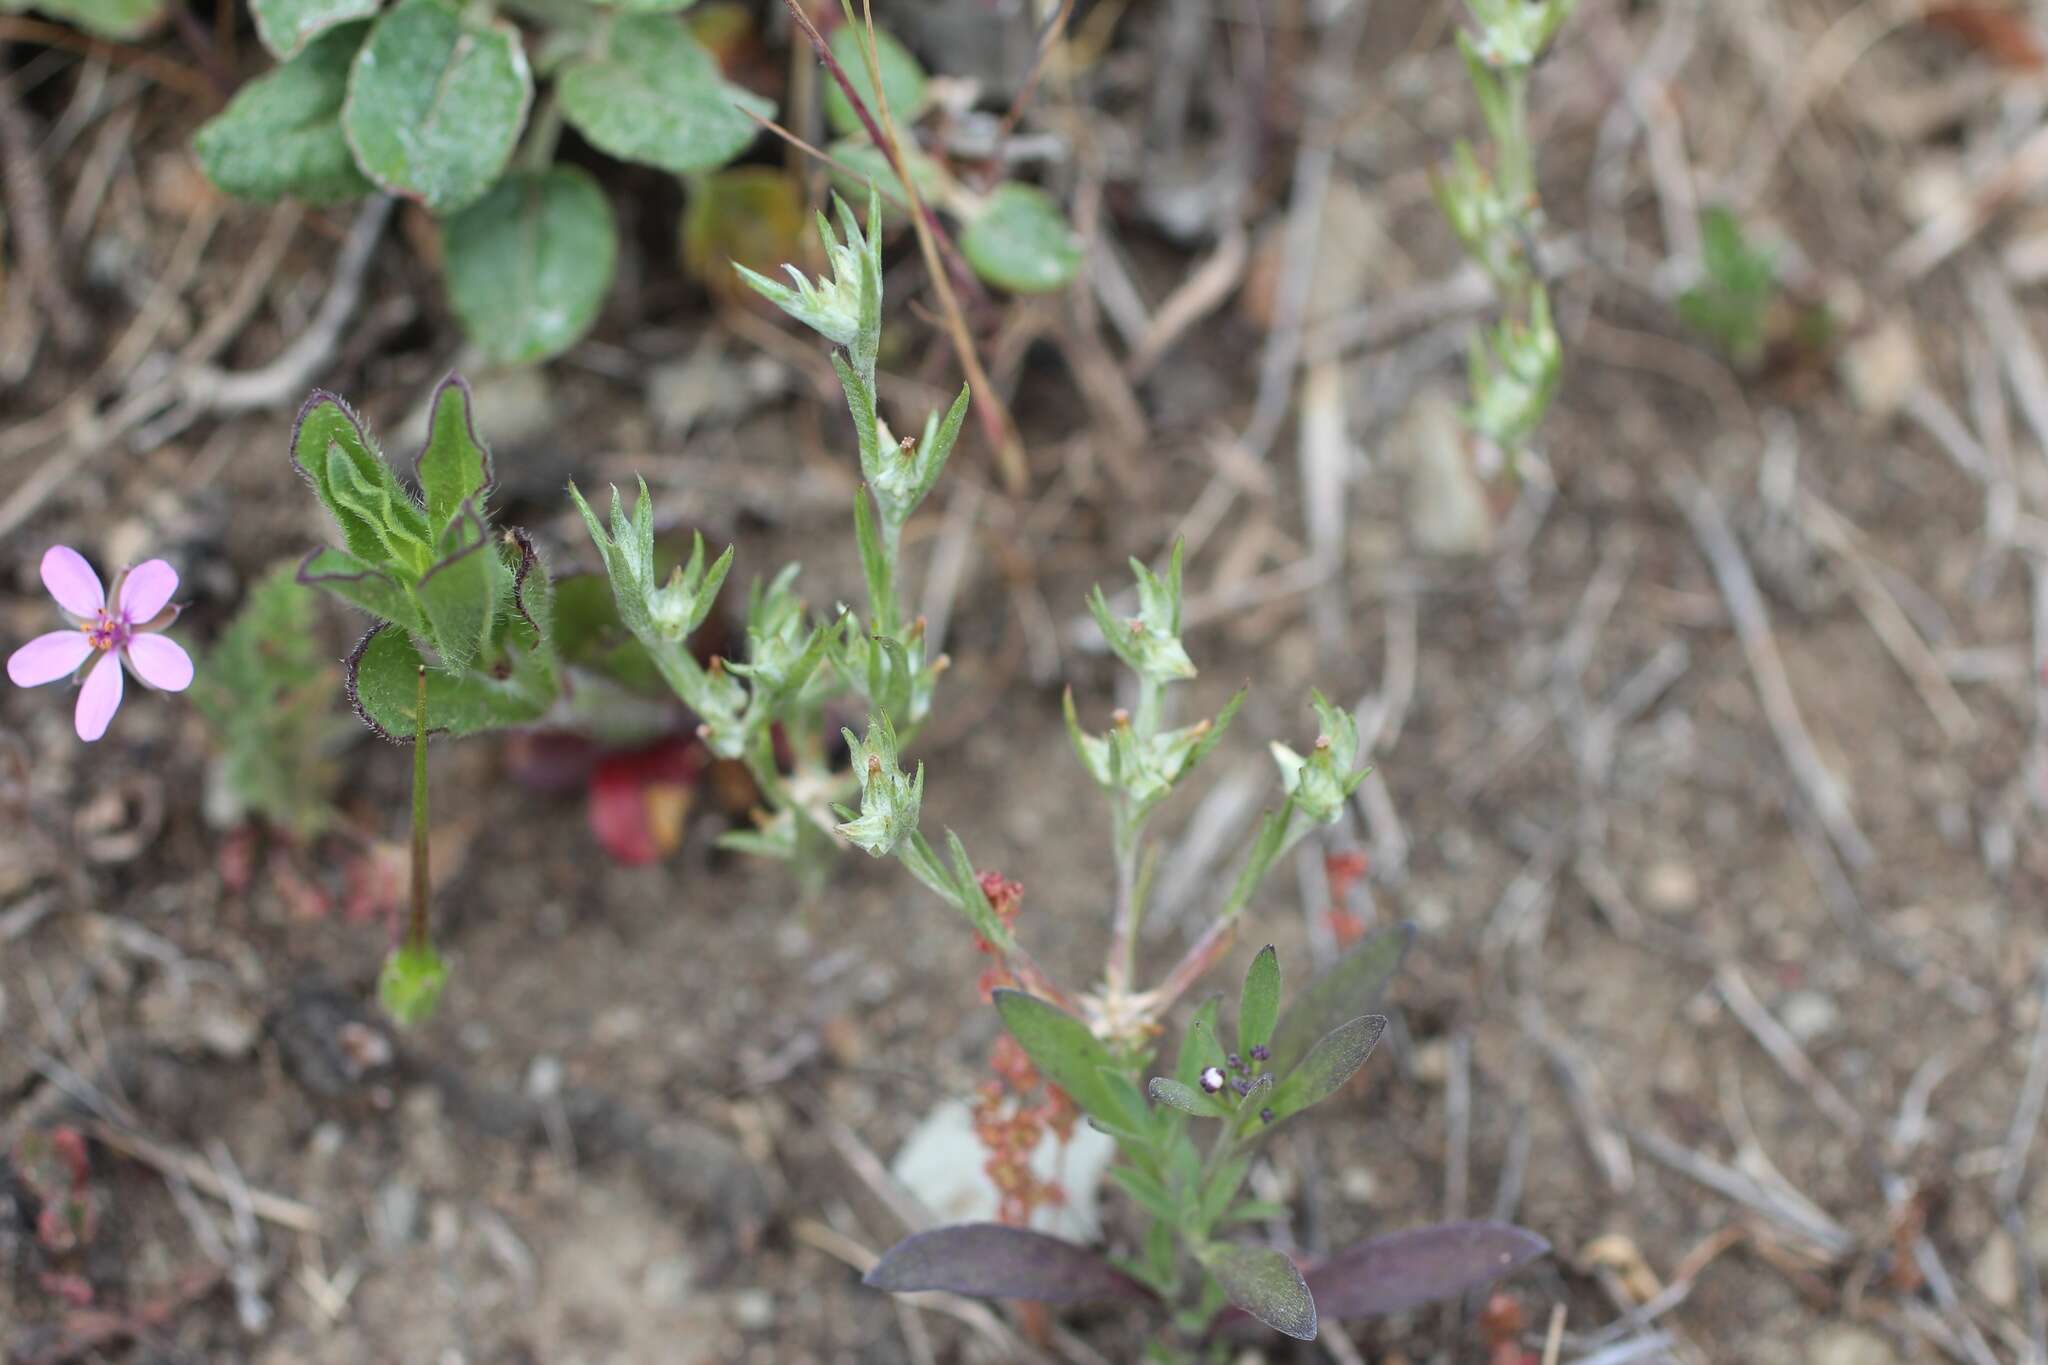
6,0,2048,1361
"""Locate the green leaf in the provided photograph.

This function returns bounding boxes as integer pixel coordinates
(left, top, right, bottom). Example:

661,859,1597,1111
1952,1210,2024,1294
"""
1269,923,1412,1077
610,0,697,12
414,504,502,670
960,183,1082,294
378,940,448,1027
993,989,1127,1132
443,167,615,365
826,138,949,221
346,625,549,739
413,376,495,529
2,0,163,39
558,14,772,175
1198,1152,1252,1232
297,546,424,632
1238,944,1280,1060
343,0,533,215
1262,1015,1386,1128
1174,997,1228,1092
1199,1243,1316,1341
1147,1077,1229,1120
250,0,377,58
193,22,375,204
822,22,928,138
290,392,419,569
1107,1165,1179,1225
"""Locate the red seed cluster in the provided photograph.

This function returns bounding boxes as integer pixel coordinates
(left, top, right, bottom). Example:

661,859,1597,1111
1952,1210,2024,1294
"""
971,870,1026,1001
971,1031,1078,1225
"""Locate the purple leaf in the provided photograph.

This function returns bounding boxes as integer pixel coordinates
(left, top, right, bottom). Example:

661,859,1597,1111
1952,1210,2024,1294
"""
864,1224,1158,1306
1208,1221,1548,1336
1308,1222,1549,1320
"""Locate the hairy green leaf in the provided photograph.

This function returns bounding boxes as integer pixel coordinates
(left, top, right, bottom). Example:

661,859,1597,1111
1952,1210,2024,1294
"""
1269,923,1411,1076
993,990,1128,1133
1262,1015,1386,1128
1238,944,1280,1059
346,625,548,739
413,376,495,529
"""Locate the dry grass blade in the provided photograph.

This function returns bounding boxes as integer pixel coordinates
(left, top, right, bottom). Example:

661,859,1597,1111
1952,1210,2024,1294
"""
1713,962,1865,1138
1666,469,1875,870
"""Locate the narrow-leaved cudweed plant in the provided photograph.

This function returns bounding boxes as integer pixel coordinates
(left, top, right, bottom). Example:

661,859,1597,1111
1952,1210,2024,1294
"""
1434,0,1576,467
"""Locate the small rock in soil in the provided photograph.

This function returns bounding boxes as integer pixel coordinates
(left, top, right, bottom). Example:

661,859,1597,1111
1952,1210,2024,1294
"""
1779,990,1841,1043
1640,859,1700,914
1838,320,1921,420
1970,1231,2019,1309
1808,1324,1901,1365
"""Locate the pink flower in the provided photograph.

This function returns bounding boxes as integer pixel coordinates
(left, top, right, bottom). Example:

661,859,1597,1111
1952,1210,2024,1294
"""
7,546,193,742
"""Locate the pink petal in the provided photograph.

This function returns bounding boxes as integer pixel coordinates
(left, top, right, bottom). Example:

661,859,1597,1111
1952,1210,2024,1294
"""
74,651,123,742
7,631,94,687
124,633,193,692
40,546,104,618
117,559,179,623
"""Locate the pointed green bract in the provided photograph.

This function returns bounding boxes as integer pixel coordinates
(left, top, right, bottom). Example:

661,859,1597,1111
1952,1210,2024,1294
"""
297,547,425,633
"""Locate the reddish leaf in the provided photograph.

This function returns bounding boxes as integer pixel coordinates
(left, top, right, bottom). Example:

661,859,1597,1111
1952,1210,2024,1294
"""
1304,1222,1549,1321
865,1223,1159,1306
1925,6,2048,69
587,737,706,865
1208,1222,1548,1335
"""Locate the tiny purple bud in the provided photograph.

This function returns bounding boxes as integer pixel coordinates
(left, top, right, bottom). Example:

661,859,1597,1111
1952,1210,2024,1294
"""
1227,1053,1245,1072
1199,1066,1226,1094
1250,1045,1270,1063
1260,1107,1275,1124
1233,1078,1251,1096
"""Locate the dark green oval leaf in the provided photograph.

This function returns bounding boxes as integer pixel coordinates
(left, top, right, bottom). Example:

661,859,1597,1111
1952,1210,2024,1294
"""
444,167,616,365
343,0,532,214
960,182,1081,294
822,22,928,138
1269,922,1412,1076
1199,1242,1316,1340
1262,1014,1385,1127
1238,944,1280,1058
251,0,378,58
194,22,374,204
558,14,771,175
865,1224,1157,1305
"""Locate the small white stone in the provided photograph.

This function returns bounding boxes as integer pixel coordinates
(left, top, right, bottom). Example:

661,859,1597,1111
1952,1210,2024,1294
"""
1640,860,1699,914
1838,320,1921,420
728,1288,776,1331
1779,990,1840,1044
1971,1232,2019,1310
1338,1167,1380,1205
1808,1324,1900,1365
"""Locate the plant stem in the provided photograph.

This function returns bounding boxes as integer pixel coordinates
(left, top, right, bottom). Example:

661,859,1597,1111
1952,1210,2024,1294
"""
408,665,431,952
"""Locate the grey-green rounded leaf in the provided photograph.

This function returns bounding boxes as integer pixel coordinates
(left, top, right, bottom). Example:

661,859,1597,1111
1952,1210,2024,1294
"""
343,0,533,214
194,22,375,204
346,624,549,739
822,23,927,138
444,168,616,364
251,0,379,58
960,183,1081,294
557,14,771,175
4,0,163,39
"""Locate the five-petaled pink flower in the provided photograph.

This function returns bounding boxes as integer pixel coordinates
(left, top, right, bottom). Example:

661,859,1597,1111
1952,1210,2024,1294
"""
7,546,193,741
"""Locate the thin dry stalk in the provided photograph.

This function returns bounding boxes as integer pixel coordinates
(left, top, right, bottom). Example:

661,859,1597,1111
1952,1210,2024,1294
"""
1666,469,1874,869
1713,962,1865,1138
